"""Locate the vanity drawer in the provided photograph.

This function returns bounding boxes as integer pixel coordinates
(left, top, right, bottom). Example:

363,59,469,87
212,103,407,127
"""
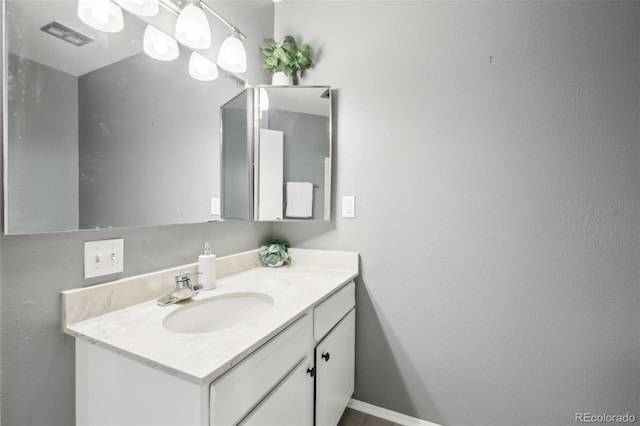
314,281,355,341
209,313,313,426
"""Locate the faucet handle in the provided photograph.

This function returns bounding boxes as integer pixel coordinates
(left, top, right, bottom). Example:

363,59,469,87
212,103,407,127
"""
174,272,191,289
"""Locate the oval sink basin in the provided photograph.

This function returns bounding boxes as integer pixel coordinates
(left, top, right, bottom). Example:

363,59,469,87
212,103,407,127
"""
163,293,274,334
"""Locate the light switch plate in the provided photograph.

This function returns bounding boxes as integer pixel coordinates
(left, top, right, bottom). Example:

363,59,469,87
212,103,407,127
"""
211,197,221,215
84,239,124,279
342,196,356,218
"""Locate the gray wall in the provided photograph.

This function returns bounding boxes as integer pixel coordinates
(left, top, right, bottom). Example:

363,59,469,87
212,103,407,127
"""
7,54,79,233
0,2,274,426
1,14,4,424
274,2,640,425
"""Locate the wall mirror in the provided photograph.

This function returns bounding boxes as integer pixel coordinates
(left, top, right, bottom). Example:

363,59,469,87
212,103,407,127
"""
3,0,245,234
221,85,332,222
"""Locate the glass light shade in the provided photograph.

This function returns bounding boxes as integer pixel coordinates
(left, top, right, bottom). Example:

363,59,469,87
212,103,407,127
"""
143,25,179,61
77,0,124,33
115,0,158,16
259,87,269,111
175,4,211,50
217,35,247,73
189,52,218,81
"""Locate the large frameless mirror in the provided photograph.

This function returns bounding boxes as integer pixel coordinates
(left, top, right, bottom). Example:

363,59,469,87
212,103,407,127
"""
3,0,245,234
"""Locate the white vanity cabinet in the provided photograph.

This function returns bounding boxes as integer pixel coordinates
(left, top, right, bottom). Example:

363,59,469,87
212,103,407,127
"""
316,309,356,426
312,282,356,426
209,314,315,425
237,280,356,426
74,279,356,426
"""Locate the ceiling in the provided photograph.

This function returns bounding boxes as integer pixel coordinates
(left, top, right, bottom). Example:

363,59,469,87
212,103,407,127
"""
5,0,208,77
6,0,151,76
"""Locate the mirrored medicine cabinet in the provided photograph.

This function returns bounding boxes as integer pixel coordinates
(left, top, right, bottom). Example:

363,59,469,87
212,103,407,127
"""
221,85,332,222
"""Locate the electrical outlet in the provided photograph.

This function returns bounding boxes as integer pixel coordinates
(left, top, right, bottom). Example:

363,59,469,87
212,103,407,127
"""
84,239,124,279
342,196,356,218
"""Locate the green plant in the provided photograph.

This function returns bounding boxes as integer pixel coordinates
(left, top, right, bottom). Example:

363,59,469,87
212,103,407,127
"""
259,240,291,267
261,36,312,85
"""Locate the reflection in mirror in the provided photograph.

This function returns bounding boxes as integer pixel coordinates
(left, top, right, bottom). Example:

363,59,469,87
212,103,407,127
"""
220,89,253,220
255,86,331,222
4,0,244,234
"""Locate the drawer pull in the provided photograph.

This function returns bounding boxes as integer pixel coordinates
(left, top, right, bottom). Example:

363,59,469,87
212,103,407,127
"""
322,352,330,362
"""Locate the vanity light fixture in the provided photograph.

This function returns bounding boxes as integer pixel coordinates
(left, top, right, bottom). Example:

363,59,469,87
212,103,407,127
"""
77,0,124,33
217,33,247,73
154,0,247,80
143,25,179,61
115,0,159,17
175,2,211,50
189,52,219,81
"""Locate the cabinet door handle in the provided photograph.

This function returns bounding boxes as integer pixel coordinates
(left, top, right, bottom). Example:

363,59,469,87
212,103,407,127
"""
307,367,315,377
322,352,330,362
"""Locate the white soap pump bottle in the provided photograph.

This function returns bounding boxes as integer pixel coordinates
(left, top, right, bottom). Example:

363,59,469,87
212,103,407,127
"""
198,242,216,291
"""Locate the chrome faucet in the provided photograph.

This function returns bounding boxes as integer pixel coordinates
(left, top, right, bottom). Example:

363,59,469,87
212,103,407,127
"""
157,272,203,306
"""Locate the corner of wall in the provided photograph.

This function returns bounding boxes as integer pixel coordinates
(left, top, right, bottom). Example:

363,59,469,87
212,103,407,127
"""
1,0,5,421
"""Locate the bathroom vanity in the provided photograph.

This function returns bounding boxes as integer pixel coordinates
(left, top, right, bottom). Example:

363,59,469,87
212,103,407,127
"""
62,248,358,426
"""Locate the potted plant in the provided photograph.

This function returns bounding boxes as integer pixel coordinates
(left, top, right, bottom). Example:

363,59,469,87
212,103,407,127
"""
261,35,312,85
259,240,292,267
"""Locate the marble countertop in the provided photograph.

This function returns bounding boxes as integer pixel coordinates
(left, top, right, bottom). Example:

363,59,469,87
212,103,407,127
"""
63,249,358,385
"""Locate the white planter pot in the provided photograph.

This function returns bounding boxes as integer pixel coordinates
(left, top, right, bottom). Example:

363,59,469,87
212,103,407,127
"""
272,72,293,86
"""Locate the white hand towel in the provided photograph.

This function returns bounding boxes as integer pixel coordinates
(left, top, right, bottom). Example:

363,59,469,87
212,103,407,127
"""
286,182,313,218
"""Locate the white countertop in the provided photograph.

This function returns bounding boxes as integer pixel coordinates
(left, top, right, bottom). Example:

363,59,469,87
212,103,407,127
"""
63,249,358,385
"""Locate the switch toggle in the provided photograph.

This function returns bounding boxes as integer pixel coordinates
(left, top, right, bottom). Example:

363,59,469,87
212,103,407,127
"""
84,239,124,279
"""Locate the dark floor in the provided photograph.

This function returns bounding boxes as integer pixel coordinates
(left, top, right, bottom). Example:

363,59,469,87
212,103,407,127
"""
338,408,404,426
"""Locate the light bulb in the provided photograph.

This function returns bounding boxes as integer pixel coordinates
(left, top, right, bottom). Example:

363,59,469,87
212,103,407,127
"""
143,25,179,61
217,35,247,73
78,0,124,33
175,4,211,50
189,52,218,82
92,8,110,24
154,41,168,55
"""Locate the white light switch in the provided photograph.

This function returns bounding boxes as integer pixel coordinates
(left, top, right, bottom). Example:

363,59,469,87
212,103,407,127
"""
342,196,356,218
84,239,124,279
211,197,221,216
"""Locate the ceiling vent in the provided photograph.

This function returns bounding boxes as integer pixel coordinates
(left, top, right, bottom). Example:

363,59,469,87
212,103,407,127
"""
40,22,93,47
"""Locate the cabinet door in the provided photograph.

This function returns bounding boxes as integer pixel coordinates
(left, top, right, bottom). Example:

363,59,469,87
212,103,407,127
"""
316,309,356,426
210,314,313,425
240,354,314,426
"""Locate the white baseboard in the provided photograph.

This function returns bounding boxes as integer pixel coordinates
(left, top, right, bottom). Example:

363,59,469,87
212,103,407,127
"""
347,399,442,426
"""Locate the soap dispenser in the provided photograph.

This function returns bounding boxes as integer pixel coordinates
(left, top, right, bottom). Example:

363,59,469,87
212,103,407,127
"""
199,242,216,290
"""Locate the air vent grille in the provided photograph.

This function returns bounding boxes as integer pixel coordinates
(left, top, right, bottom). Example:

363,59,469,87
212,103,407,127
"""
40,22,93,47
